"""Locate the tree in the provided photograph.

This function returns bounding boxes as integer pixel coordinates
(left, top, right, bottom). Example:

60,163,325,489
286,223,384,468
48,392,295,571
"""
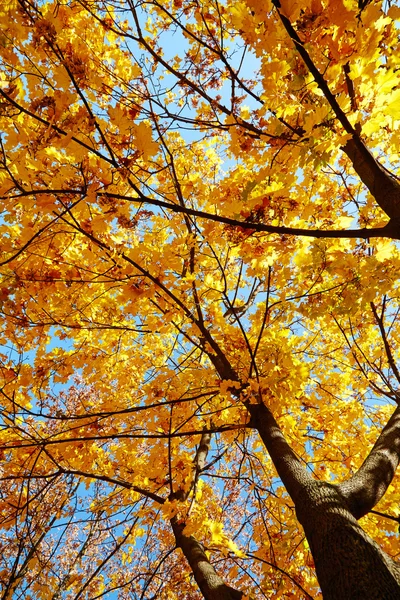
0,0,400,597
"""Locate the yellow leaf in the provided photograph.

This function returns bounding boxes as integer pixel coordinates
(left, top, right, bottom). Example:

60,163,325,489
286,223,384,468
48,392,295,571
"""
337,216,354,228
133,121,159,160
388,5,400,20
227,538,245,558
374,241,393,262
385,88,400,121
209,520,224,544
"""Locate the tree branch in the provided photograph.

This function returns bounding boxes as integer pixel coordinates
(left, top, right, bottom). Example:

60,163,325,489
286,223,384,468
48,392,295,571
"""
170,430,244,599
0,89,112,165
52,467,166,504
342,138,400,227
171,519,243,600
338,403,400,518
99,193,399,240
370,301,400,391
272,0,400,230
4,188,397,239
246,399,313,504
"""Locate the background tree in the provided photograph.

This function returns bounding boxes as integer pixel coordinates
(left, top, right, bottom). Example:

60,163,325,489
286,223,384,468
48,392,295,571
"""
0,0,400,598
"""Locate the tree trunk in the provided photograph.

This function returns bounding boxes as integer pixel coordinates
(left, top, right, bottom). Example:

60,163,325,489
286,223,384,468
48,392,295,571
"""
296,481,400,599
247,401,400,599
169,430,243,600
171,518,243,600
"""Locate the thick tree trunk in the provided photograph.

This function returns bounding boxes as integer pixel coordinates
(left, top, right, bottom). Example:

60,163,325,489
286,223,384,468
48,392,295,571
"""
209,343,400,598
296,481,400,599
338,403,400,519
247,401,400,599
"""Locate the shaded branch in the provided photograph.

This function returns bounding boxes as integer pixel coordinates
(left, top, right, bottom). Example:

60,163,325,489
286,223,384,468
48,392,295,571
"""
0,89,112,165
95,192,400,240
272,0,400,231
370,509,400,528
4,189,397,239
342,138,400,227
0,424,252,450
338,403,400,518
169,430,244,599
45,467,166,504
370,300,400,391
244,552,314,599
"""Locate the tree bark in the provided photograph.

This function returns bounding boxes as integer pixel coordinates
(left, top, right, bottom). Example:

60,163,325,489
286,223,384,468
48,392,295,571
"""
171,518,243,600
246,400,400,599
203,331,400,598
169,431,244,600
338,404,400,518
296,480,400,599
246,401,314,503
342,138,400,230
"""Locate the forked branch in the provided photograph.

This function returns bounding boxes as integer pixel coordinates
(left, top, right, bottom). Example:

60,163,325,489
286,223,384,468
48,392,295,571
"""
338,403,400,518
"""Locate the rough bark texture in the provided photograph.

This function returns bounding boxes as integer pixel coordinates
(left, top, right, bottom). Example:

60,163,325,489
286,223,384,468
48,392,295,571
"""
171,519,243,600
216,7,400,597
246,401,314,503
342,138,400,229
209,340,400,598
338,404,400,518
246,400,400,599
296,481,400,599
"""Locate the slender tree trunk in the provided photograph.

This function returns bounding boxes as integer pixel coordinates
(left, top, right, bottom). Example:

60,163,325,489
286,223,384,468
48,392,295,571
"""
169,430,243,600
171,518,243,600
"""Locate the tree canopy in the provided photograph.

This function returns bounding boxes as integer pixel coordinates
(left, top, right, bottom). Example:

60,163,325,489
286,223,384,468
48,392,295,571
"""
1,0,400,598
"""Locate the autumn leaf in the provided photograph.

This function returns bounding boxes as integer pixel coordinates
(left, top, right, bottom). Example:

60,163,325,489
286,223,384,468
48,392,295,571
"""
132,121,159,160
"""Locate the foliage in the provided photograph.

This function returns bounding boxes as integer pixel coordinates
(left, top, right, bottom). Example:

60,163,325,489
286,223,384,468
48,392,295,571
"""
0,0,400,598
